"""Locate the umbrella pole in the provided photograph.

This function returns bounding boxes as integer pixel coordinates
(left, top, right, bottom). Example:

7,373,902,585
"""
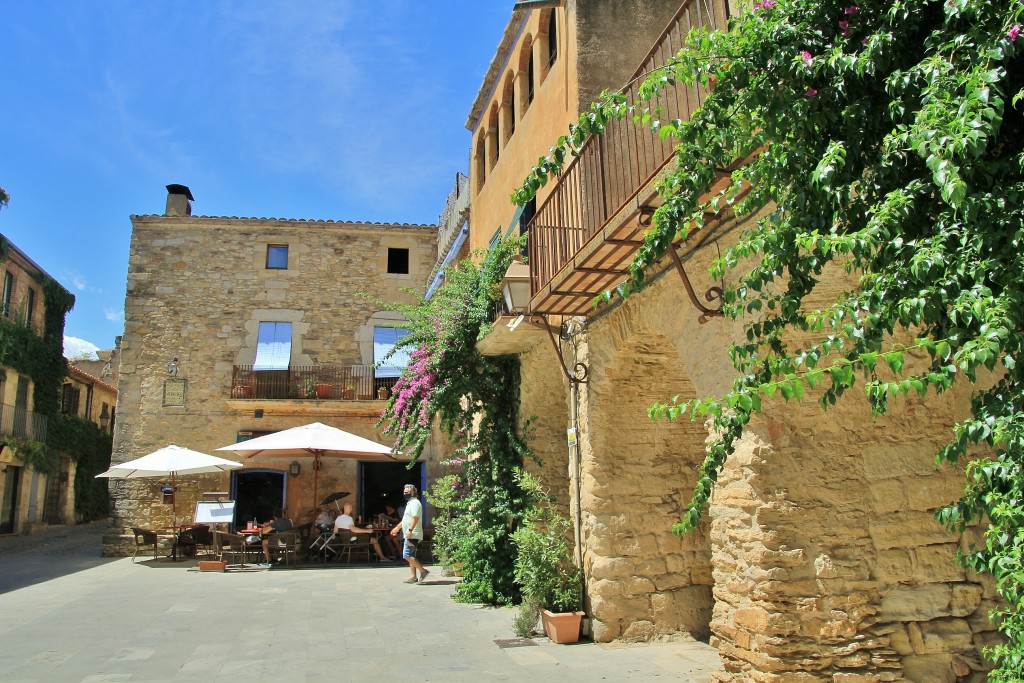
172,471,178,530
312,451,321,513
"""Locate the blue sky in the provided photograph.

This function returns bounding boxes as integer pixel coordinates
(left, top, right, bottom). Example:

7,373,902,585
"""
0,1,511,357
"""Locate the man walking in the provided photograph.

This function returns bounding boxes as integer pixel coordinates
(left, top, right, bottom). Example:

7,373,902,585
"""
391,484,428,583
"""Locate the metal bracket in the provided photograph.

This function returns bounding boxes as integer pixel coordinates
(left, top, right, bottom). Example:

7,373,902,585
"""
544,319,589,385
668,248,724,324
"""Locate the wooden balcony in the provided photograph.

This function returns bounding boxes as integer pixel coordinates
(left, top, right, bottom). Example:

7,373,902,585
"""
526,0,730,316
230,365,397,401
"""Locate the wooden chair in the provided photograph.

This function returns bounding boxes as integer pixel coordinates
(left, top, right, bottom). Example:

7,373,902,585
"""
331,533,373,564
214,531,250,565
268,531,299,567
132,527,159,563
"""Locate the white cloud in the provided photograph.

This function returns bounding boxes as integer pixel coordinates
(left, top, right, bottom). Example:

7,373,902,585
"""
64,336,100,360
105,308,124,322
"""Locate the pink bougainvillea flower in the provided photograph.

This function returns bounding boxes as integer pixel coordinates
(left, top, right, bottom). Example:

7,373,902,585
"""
804,88,819,97
844,5,859,14
801,50,813,63
754,0,776,8
838,20,849,30
1010,25,1021,42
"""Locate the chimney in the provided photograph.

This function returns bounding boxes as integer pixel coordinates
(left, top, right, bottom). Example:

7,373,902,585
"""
165,184,194,216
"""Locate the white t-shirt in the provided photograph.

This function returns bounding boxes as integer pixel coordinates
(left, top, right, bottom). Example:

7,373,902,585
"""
402,498,423,540
333,514,354,532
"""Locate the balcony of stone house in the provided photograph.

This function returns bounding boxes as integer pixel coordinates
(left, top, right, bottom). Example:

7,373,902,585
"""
479,0,735,356
229,364,398,402
0,403,48,442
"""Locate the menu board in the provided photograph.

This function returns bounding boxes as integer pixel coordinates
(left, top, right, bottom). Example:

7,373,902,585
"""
194,500,235,525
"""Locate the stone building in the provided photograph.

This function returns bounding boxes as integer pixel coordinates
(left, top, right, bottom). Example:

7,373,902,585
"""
104,186,444,554
470,1,997,681
0,233,75,534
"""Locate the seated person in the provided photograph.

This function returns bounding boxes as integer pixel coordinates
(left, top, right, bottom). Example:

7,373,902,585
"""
381,503,403,556
334,502,391,561
314,506,336,532
260,508,294,566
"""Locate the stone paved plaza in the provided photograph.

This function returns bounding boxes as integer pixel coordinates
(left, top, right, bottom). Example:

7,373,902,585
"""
0,523,722,682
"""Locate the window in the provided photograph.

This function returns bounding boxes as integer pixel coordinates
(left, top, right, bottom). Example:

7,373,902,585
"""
61,384,81,415
266,245,288,269
387,248,410,275
25,288,35,329
253,322,292,370
1,271,12,317
373,327,412,378
547,12,558,67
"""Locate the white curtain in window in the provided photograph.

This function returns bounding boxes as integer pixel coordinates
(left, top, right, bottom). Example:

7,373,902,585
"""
374,327,412,378
253,322,292,370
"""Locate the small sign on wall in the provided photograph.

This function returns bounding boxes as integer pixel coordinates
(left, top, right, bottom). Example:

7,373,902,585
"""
163,379,187,407
567,427,578,448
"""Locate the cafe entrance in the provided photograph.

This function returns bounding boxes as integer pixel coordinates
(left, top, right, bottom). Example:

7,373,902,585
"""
231,469,286,530
359,461,423,521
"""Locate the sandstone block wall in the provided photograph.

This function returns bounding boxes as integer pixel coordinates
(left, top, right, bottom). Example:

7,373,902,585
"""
106,216,440,553
520,211,998,679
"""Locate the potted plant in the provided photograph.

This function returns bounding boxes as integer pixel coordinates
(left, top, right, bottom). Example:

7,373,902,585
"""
232,383,253,399
377,385,389,400
299,376,318,399
512,471,584,643
342,383,355,400
315,381,331,399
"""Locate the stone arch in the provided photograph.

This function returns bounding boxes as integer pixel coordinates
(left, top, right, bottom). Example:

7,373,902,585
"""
474,133,486,193
580,313,714,643
487,103,500,168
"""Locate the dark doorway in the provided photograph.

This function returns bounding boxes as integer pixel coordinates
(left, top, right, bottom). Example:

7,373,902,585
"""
1,465,21,534
232,470,285,530
360,462,423,521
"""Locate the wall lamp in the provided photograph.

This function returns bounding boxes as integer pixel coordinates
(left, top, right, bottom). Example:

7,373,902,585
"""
289,461,301,477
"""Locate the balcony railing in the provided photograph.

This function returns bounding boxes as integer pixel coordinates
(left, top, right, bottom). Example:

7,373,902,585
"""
230,365,399,401
0,403,48,442
526,0,729,315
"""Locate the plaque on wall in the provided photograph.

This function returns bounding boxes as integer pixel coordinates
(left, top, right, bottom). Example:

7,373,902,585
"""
163,379,187,407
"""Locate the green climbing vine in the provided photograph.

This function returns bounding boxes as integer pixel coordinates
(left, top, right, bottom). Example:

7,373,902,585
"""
376,235,537,605
515,0,1023,677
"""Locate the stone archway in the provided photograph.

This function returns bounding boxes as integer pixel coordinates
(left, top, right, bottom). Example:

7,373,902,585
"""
579,325,714,643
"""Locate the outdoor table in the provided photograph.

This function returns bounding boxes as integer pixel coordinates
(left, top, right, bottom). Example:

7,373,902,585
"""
236,527,263,566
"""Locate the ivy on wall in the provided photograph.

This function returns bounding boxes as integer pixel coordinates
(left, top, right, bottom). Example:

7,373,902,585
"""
47,414,112,521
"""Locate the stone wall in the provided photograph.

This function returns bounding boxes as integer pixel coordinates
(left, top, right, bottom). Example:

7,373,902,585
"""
554,213,998,679
106,215,440,554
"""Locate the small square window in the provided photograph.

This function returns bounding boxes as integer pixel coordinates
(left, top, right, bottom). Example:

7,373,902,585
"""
266,245,288,269
387,248,410,275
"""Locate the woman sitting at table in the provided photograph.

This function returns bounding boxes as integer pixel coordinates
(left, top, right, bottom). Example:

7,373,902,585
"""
334,502,391,562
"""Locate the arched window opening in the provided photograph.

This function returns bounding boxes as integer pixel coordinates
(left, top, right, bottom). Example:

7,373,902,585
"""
518,36,535,116
502,72,516,142
475,134,487,193
487,104,500,167
547,11,557,67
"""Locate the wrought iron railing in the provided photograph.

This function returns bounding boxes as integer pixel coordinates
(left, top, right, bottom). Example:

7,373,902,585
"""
0,403,48,441
230,365,399,401
527,0,728,296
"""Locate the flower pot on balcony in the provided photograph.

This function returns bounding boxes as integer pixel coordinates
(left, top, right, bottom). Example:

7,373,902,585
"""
377,386,389,400
315,383,331,399
342,387,355,400
232,385,253,399
541,609,585,644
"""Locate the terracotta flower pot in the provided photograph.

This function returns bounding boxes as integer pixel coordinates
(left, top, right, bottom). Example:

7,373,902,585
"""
541,609,584,644
377,387,389,400
315,384,331,399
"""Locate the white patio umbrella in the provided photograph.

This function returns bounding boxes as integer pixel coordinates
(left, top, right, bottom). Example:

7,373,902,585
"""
215,422,400,507
96,445,243,529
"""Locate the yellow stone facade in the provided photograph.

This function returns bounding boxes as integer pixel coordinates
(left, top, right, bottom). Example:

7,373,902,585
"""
104,199,449,554
468,1,996,680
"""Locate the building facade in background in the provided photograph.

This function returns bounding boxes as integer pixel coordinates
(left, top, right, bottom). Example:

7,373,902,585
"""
103,186,447,554
0,234,76,534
